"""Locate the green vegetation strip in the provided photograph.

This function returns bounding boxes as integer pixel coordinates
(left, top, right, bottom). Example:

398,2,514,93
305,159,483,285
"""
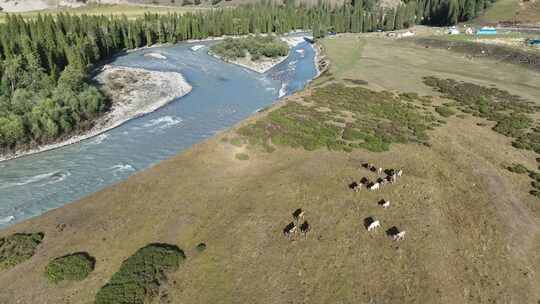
0,232,44,270
237,84,438,153
45,252,95,283
423,77,540,153
95,243,185,304
210,35,289,61
507,163,540,198
424,77,540,198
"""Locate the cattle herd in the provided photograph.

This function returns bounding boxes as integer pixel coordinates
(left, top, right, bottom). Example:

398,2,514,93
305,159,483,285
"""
282,162,407,242
357,163,406,241
283,208,310,240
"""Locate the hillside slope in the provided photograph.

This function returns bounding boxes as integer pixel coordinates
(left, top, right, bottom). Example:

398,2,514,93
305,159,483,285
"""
478,0,540,24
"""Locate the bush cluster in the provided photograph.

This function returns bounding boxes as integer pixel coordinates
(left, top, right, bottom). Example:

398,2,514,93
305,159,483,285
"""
0,232,44,270
423,77,538,141
435,105,456,117
95,243,185,304
45,252,95,283
237,84,438,153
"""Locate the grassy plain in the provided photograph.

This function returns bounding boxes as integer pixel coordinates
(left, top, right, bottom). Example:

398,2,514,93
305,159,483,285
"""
0,34,539,304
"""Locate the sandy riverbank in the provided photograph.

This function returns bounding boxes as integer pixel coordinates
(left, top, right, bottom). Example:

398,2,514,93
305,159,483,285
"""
0,65,191,162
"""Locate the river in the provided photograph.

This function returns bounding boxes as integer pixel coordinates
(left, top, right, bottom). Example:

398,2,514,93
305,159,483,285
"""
0,38,318,229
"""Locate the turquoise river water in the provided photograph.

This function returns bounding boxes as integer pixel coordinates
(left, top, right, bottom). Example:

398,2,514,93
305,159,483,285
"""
0,37,318,229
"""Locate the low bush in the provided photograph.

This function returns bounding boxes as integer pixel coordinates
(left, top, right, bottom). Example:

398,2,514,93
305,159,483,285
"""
507,163,529,174
195,243,207,253
230,138,243,147
424,77,540,198
235,153,250,160
95,243,185,304
45,252,95,283
435,105,455,117
237,84,438,153
0,232,44,270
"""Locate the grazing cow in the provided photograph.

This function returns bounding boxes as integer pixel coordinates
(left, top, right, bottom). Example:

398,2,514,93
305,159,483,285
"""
378,199,390,208
367,220,381,231
390,174,397,184
377,167,383,175
360,177,370,185
292,208,305,221
362,163,370,169
283,222,297,238
349,181,360,192
368,182,380,191
300,221,311,237
397,169,403,177
370,165,377,173
393,231,406,241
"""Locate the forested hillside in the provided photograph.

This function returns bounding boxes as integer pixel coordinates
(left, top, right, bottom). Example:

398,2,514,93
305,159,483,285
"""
0,0,494,154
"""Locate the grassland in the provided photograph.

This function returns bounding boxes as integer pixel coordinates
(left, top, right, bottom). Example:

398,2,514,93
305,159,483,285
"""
0,34,538,304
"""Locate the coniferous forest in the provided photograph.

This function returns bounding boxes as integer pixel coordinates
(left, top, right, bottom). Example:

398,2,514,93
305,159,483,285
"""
0,0,495,153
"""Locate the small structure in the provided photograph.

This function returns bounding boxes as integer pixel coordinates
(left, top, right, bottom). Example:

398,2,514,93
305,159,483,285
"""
398,31,415,38
529,39,540,46
448,27,460,35
476,27,497,35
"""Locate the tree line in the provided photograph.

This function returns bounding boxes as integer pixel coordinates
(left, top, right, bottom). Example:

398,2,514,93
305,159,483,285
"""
0,0,493,153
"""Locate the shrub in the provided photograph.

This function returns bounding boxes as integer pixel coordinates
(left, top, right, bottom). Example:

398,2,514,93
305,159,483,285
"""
236,84,437,153
235,153,249,160
0,232,44,270
507,163,529,174
195,243,207,253
435,106,455,117
95,243,185,304
45,252,95,283
230,138,243,147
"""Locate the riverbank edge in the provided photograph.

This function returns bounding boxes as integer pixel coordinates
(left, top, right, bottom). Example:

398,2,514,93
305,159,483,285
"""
0,66,192,163
0,40,325,229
